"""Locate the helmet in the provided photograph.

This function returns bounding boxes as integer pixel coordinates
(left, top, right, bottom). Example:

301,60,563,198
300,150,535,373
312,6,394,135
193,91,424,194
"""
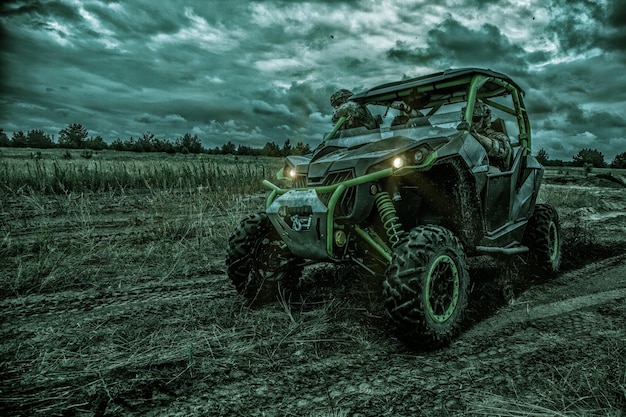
471,100,491,129
330,89,353,108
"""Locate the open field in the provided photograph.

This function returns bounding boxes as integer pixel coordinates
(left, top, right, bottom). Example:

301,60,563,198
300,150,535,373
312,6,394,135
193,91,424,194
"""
1,148,625,416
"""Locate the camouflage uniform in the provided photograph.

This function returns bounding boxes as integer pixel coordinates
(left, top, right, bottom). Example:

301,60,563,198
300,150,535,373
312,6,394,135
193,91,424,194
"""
473,127,511,161
330,89,378,130
469,100,512,170
332,101,378,130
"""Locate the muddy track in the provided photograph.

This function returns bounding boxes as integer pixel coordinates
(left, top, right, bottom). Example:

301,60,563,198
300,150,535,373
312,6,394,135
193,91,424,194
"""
0,192,239,252
141,254,626,416
145,299,625,416
0,213,228,251
0,274,235,415
2,259,624,416
464,254,626,338
0,274,231,321
2,232,625,416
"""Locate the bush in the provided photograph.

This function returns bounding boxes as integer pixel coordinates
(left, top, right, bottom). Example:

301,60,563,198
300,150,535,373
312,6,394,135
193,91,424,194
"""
611,151,626,169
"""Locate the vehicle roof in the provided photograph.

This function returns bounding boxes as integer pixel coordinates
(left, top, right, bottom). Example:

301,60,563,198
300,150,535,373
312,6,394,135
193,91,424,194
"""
350,67,524,104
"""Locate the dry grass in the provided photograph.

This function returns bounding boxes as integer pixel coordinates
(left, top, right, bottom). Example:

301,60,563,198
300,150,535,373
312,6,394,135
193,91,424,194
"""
0,190,266,296
0,148,279,195
0,148,282,295
3,286,365,415
538,184,602,209
2,153,625,416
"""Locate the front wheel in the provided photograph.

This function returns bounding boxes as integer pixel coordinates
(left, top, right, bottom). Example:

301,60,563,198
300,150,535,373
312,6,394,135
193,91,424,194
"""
226,213,302,305
522,203,562,278
383,225,470,348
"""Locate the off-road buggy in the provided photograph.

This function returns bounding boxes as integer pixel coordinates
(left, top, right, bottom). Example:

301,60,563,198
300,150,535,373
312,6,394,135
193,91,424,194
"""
226,68,562,348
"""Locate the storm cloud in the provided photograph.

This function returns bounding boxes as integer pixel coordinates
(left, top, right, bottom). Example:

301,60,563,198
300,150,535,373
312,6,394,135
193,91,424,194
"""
1,0,624,161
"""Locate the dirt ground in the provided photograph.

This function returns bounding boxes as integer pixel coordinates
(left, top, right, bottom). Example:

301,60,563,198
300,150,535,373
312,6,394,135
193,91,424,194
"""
1,174,625,416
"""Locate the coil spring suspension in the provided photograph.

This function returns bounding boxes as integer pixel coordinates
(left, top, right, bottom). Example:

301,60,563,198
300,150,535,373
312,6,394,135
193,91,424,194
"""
375,192,404,249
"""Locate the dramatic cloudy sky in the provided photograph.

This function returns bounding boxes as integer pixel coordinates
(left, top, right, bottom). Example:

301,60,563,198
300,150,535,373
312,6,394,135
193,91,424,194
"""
1,0,625,161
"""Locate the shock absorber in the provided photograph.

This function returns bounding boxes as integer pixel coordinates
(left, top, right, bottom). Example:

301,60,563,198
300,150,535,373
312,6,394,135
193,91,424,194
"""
374,192,404,249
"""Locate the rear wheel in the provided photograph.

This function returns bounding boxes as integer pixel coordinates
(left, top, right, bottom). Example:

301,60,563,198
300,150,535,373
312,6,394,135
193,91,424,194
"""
523,203,561,278
383,225,470,348
226,213,302,305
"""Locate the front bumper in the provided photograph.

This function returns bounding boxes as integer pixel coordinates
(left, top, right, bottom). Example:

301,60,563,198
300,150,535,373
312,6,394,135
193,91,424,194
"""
263,152,438,261
266,189,330,260
264,167,392,260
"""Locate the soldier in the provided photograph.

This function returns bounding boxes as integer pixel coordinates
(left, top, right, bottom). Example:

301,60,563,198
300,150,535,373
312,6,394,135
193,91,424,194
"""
390,100,424,126
468,100,512,170
330,89,379,130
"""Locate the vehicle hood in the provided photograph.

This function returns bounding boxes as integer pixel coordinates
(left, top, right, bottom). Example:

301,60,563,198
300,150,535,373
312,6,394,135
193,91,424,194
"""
302,126,460,181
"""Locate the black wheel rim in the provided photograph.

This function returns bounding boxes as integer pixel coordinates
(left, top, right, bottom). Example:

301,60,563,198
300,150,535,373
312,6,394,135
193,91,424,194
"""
424,254,460,323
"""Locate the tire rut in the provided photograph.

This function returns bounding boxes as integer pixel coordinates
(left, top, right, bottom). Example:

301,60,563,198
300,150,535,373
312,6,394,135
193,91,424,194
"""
0,275,232,321
168,252,626,416
461,253,626,341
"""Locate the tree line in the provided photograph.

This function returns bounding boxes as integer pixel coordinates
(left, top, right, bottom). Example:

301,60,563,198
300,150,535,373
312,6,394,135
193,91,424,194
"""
1,124,624,167
536,147,626,169
0,124,312,157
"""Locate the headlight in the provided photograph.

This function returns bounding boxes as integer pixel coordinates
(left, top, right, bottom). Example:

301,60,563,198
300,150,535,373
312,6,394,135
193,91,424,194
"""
366,146,436,175
414,149,426,164
288,168,297,179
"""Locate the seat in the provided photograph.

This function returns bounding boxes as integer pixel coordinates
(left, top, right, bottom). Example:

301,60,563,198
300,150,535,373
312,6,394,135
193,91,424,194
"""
491,118,508,136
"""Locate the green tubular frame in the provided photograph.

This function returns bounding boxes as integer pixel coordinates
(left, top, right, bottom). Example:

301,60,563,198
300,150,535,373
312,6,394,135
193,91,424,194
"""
354,225,392,262
263,152,438,260
323,116,346,142
465,75,532,155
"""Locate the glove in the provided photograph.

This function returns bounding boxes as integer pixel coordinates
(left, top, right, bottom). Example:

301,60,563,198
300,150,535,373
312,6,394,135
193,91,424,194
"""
391,101,410,112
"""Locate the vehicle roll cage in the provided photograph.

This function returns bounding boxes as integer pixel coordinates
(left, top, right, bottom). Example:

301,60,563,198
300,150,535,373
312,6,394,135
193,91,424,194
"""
349,69,531,154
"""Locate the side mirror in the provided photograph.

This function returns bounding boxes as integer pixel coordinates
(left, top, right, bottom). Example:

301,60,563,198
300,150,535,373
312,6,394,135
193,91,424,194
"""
457,121,470,131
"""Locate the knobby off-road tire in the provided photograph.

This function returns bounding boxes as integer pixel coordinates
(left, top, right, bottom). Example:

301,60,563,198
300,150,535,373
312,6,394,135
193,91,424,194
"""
522,203,562,278
383,225,470,348
226,212,302,306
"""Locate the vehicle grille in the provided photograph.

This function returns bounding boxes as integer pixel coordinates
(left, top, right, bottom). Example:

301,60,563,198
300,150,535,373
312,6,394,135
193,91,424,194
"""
294,175,307,188
317,170,356,218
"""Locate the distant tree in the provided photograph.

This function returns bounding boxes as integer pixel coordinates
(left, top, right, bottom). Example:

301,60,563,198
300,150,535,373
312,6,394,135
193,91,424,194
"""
134,133,155,152
262,141,282,157
545,158,568,167
0,129,11,147
220,141,236,155
125,137,136,152
572,148,606,168
292,141,312,155
110,138,126,151
11,131,28,147
535,148,550,165
611,151,626,169
158,139,176,154
236,144,250,155
84,135,108,151
176,133,202,154
281,139,293,156
236,144,261,156
58,123,89,149
26,129,55,148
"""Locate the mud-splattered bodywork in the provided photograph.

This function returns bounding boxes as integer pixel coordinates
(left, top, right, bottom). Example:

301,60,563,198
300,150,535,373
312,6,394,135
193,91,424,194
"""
263,68,544,267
